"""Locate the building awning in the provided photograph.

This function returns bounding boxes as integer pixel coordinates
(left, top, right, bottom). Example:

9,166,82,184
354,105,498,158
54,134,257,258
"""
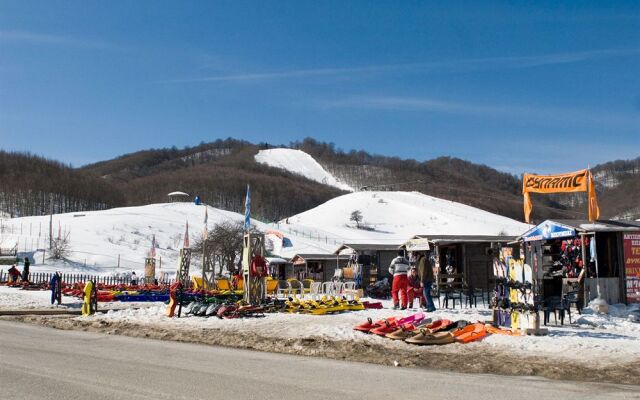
291,253,351,265
406,234,517,246
333,243,402,255
517,219,640,242
266,257,288,264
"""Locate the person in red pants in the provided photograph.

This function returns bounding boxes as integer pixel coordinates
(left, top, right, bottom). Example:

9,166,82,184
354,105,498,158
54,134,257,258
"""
388,250,410,309
407,267,425,308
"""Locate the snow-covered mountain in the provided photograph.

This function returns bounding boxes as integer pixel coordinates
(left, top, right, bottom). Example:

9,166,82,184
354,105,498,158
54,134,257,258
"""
255,148,354,191
278,191,531,245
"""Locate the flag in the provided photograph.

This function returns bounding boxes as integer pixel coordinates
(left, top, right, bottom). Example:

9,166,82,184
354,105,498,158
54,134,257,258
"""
183,220,190,248
244,184,251,231
523,192,533,224
150,234,157,258
588,170,600,222
203,207,208,240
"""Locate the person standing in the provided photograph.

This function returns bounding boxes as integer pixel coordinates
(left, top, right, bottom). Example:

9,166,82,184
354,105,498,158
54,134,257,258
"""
417,252,436,312
21,257,30,283
388,250,410,310
130,271,138,286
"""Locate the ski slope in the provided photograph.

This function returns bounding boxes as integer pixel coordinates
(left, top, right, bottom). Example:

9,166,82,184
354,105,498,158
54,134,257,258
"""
255,148,353,191
279,191,531,245
0,203,332,276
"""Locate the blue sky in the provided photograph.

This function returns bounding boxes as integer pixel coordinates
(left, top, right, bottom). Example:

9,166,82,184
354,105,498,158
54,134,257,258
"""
0,1,638,173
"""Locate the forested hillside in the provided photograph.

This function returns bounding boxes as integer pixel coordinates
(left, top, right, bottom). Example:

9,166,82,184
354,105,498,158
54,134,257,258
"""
2,138,637,221
82,139,344,222
0,151,124,217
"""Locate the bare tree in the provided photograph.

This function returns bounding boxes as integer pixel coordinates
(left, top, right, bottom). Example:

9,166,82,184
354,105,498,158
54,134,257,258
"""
49,232,71,260
193,221,260,276
350,210,363,228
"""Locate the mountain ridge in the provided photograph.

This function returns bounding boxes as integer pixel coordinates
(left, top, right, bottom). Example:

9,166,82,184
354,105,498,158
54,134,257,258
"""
1,138,638,221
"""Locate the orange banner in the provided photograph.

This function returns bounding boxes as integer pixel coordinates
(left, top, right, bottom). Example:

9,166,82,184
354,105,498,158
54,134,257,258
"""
522,169,588,194
522,169,599,223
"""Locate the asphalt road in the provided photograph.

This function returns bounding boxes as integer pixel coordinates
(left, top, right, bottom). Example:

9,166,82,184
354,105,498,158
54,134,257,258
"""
0,320,637,400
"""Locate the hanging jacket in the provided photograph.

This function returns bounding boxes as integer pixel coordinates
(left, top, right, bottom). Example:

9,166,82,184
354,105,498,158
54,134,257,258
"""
389,256,410,276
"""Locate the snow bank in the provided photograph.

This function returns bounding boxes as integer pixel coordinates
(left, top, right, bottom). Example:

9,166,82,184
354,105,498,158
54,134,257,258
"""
255,149,353,191
87,298,640,365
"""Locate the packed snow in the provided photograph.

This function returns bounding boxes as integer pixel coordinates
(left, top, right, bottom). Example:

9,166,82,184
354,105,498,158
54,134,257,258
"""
4,283,636,366
255,148,354,191
81,301,640,364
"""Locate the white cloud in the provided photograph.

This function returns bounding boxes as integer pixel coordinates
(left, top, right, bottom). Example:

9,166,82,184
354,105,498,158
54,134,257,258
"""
0,30,118,49
319,95,640,129
169,48,640,83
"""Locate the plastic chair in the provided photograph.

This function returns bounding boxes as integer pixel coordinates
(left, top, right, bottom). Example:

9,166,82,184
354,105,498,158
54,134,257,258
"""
309,282,322,300
276,280,291,298
321,282,334,295
288,279,304,298
216,278,231,292
302,279,314,294
191,276,203,291
265,278,278,297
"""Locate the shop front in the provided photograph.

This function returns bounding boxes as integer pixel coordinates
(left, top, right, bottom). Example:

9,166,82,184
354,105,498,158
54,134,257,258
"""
334,243,402,288
520,219,640,306
288,254,350,282
403,235,518,291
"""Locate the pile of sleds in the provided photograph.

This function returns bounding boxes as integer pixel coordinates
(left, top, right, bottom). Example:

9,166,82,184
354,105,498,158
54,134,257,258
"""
354,312,519,345
173,294,383,319
62,283,171,303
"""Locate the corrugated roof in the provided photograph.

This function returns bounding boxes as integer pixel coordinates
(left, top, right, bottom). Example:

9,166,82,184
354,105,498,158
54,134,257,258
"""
540,219,640,233
410,234,517,244
291,254,351,262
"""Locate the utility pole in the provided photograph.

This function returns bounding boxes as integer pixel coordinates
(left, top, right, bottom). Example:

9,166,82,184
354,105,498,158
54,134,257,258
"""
49,196,53,250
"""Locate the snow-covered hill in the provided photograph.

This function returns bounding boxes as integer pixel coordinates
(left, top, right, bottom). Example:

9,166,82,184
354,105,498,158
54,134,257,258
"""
278,191,531,245
0,192,531,277
0,203,332,276
255,148,353,191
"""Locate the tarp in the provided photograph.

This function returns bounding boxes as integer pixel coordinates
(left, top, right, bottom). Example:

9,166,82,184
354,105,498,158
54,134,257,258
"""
521,220,576,242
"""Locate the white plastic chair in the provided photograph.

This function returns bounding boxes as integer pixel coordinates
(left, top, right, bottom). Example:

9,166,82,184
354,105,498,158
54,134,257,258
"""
276,280,291,298
309,282,322,300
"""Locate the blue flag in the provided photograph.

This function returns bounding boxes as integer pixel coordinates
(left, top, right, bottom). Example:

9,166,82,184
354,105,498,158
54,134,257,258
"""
244,184,251,231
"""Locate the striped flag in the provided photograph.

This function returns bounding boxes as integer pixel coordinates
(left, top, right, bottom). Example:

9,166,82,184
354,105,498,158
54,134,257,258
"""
183,220,190,248
150,234,157,258
244,184,251,231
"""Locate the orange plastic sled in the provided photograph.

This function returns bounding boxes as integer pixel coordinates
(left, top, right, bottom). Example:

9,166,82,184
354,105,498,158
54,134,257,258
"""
486,325,521,336
452,323,487,344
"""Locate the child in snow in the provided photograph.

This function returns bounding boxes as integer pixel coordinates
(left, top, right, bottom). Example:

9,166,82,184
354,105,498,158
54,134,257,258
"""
8,265,21,283
407,266,425,308
388,250,410,310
